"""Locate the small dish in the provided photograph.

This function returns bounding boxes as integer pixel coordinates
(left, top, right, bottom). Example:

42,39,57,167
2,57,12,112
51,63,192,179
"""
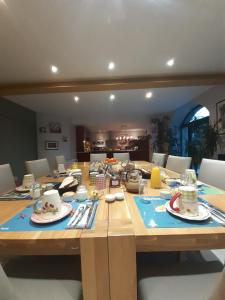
15,186,30,193
115,192,124,201
105,194,115,202
165,201,211,221
31,203,72,224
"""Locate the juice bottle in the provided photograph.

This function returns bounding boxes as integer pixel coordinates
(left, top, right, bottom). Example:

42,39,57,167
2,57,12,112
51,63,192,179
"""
151,166,161,189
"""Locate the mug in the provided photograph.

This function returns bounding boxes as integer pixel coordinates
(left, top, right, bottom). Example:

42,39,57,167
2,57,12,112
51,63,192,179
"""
169,186,199,216
22,174,35,188
185,169,197,186
41,189,62,213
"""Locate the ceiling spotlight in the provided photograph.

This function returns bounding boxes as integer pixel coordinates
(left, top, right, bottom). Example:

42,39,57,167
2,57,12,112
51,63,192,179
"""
166,58,175,67
108,62,115,70
50,65,58,73
110,94,115,101
145,92,153,99
74,96,79,102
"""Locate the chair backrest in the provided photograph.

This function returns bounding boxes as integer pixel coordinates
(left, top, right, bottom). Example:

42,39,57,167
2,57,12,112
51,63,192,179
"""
90,153,107,162
198,159,225,190
0,264,19,300
55,155,65,165
166,155,192,174
25,158,51,179
113,152,130,161
0,164,16,194
152,153,167,167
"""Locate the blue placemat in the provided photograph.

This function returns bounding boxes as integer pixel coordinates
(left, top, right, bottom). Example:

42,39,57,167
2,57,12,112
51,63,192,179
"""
0,200,98,232
198,185,225,195
134,196,220,228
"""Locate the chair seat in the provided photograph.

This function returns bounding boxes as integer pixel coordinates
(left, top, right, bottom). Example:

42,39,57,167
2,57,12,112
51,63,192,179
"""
10,278,82,300
139,272,220,300
138,261,223,300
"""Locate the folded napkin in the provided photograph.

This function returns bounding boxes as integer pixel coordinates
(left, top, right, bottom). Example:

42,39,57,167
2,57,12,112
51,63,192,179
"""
0,191,32,200
67,202,98,229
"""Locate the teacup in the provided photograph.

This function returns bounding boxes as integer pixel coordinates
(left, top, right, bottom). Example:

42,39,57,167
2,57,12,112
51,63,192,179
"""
22,174,35,188
41,189,62,213
169,186,199,216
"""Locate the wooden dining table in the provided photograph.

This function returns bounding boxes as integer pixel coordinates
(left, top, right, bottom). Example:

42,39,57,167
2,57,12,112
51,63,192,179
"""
1,161,225,300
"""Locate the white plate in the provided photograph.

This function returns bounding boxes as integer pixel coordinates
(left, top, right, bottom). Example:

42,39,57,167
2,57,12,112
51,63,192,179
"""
175,179,203,187
15,186,30,193
31,203,73,224
165,201,211,221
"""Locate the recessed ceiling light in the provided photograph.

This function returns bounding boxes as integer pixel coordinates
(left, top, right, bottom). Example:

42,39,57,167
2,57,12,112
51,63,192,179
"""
145,92,153,99
166,58,175,67
109,94,115,101
50,65,58,73
108,62,115,70
74,96,79,102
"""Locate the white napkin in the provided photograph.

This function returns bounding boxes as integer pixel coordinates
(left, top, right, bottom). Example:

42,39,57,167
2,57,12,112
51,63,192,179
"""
75,205,90,229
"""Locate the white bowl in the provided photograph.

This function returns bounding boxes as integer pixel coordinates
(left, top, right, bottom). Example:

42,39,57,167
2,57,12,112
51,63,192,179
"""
115,192,124,201
105,194,115,202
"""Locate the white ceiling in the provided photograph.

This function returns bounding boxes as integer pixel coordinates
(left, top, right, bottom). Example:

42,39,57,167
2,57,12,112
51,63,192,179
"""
0,0,225,84
8,85,212,130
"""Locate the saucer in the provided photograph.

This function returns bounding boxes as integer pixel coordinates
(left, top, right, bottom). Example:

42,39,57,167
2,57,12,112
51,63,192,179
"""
15,186,30,193
165,201,211,221
31,203,72,224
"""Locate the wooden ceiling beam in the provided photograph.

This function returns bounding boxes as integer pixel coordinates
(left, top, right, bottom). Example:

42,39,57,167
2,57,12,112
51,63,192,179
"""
0,73,225,96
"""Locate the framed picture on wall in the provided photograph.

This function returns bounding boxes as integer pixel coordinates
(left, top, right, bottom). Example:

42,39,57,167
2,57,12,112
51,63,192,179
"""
49,122,61,133
216,99,225,134
45,141,59,150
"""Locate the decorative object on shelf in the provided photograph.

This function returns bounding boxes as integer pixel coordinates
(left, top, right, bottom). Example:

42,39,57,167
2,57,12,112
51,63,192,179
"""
45,141,59,150
39,126,46,133
216,99,225,134
49,122,61,133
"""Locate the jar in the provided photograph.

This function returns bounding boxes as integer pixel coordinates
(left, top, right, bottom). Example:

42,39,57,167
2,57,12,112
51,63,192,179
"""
110,175,121,188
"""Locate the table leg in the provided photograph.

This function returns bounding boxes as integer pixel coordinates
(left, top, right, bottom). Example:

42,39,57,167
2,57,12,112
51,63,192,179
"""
80,236,110,300
108,235,137,300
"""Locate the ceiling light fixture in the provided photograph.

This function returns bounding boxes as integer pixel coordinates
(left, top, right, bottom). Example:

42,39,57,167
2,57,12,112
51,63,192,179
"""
108,62,115,70
74,96,79,102
109,94,115,101
166,58,175,67
50,65,58,73
145,92,153,99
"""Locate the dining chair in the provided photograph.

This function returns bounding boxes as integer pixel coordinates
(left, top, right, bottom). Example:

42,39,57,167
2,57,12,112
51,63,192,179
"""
0,164,16,194
90,153,107,162
113,152,130,161
1,256,82,300
198,158,225,190
138,252,224,300
166,155,192,174
55,155,65,165
25,158,51,179
151,153,167,167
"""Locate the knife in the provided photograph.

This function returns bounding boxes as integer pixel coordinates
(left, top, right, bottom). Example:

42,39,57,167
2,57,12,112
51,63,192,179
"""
85,203,94,228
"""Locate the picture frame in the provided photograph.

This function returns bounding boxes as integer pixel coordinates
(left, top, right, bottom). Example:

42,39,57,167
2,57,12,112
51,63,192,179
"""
216,99,225,134
49,122,61,134
45,141,59,150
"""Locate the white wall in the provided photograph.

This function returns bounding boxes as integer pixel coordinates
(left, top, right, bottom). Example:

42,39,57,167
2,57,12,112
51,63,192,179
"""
37,113,76,169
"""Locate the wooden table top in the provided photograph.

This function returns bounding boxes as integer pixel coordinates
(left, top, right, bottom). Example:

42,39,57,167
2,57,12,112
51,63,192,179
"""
0,162,108,255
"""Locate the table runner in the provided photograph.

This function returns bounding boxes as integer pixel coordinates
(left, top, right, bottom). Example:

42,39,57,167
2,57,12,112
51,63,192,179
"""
134,196,220,228
0,200,98,232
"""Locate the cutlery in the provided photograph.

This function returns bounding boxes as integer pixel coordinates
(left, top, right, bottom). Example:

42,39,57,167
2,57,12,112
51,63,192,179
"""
85,204,94,228
201,203,225,225
66,206,84,229
71,205,89,228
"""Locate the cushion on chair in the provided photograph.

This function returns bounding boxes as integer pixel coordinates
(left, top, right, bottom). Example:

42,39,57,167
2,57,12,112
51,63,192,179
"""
0,264,20,300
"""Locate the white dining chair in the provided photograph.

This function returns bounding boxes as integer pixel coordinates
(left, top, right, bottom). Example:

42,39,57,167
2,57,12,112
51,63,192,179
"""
1,256,82,300
166,155,192,174
198,158,225,191
55,155,65,165
151,153,167,167
113,152,130,161
0,264,82,300
90,153,107,162
138,252,224,300
25,158,51,179
0,164,16,194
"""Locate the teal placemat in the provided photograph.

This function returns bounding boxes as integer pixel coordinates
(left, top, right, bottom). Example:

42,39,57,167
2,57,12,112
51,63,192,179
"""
0,200,98,232
134,196,220,228
198,185,225,195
